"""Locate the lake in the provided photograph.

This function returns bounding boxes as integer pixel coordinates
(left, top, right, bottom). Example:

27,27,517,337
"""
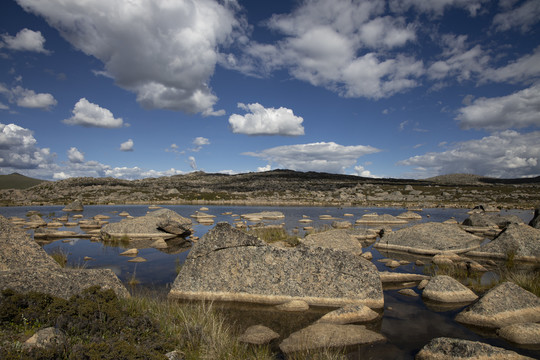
1,204,538,359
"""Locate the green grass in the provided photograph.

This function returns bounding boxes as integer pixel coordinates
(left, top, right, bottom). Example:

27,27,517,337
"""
247,227,300,247
49,247,69,268
499,268,540,297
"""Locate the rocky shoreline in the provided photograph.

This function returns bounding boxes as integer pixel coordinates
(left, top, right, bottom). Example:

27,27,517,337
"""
1,170,539,209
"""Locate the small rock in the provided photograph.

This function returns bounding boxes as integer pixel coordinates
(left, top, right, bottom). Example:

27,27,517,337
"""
386,260,401,268
417,279,429,290
398,288,418,297
165,350,184,360
415,260,425,266
24,327,67,349
361,251,373,260
120,248,138,256
83,256,94,261
317,304,379,324
238,325,280,345
150,238,168,249
275,300,309,312
128,256,147,263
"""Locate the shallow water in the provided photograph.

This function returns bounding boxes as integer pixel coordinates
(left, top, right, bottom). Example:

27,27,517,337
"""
1,204,538,359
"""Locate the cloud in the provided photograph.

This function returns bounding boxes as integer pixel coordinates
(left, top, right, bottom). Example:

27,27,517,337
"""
353,165,378,178
188,156,197,170
0,123,54,169
257,164,271,172
120,139,134,152
389,0,489,17
191,137,210,152
67,147,84,163
483,46,540,84
397,130,540,178
493,0,540,33
0,28,50,53
63,98,123,128
0,85,57,110
16,0,244,115
244,141,380,173
456,84,540,130
229,103,305,136
225,0,423,100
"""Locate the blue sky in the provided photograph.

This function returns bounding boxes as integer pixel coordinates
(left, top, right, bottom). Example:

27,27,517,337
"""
0,0,539,180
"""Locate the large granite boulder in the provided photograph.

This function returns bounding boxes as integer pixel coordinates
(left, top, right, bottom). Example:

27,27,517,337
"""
0,215,59,271
302,229,363,256
62,199,84,212
497,323,540,345
467,223,540,262
416,337,533,360
0,268,129,300
279,323,386,353
169,223,384,308
0,215,128,299
462,212,523,228
422,275,478,303
529,205,540,229
375,222,483,255
455,282,540,328
101,208,192,240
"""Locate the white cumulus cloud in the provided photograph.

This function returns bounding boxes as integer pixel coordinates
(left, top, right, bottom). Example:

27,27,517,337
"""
120,139,134,152
67,147,85,163
397,130,540,178
191,137,210,152
0,85,57,110
229,103,305,136
244,141,380,173
63,98,123,128
389,0,489,17
456,84,540,130
0,28,50,53
493,0,540,33
0,123,55,169
16,0,244,115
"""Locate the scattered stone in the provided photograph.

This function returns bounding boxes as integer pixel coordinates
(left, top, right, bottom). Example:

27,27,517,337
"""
33,228,81,239
398,288,418,297
356,214,407,224
46,221,63,228
83,256,94,261
415,260,425,266
238,325,280,345
24,327,67,349
165,350,184,360
455,282,540,328
375,222,483,255
378,272,430,283
62,199,84,212
169,223,384,308
332,220,352,229
241,211,284,221
422,275,478,303
27,214,46,227
298,218,313,223
157,218,192,237
128,256,147,263
386,260,401,268
119,211,130,217
432,254,458,266
416,337,533,360
102,208,192,240
344,213,354,217
417,279,429,290
361,251,373,260
397,211,422,220
279,323,386,353
317,304,379,324
462,212,523,228
302,229,363,256
497,323,540,345
199,207,209,211
275,300,309,312
120,248,138,256
467,223,540,262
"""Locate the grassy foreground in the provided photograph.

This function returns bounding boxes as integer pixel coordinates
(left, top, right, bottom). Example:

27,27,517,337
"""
0,286,274,360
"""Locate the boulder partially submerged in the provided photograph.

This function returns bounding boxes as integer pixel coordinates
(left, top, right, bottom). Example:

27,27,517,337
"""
279,323,385,354
455,282,540,328
241,211,285,221
416,337,533,360
62,199,84,212
356,214,407,225
0,215,128,299
101,208,192,240
462,212,523,228
375,222,483,255
467,223,540,262
422,275,478,303
169,222,384,308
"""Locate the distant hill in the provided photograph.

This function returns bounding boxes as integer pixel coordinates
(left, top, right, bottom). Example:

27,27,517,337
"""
0,173,47,190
